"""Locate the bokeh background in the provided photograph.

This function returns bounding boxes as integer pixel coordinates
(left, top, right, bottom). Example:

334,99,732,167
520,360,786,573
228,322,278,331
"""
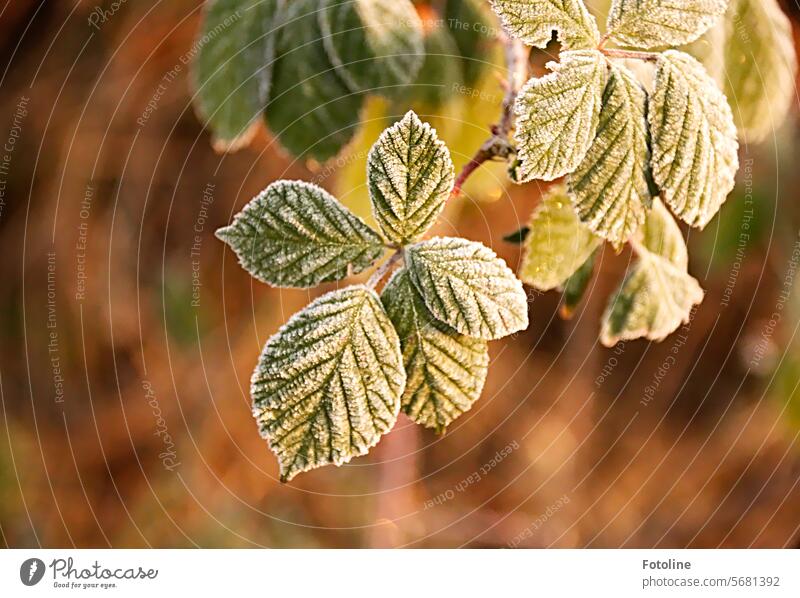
2,0,800,548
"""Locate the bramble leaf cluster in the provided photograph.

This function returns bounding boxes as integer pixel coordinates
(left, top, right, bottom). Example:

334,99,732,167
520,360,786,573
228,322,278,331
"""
492,0,738,344
218,112,528,480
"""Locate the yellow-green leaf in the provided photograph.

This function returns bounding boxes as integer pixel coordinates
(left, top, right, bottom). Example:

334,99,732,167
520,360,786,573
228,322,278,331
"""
520,183,602,291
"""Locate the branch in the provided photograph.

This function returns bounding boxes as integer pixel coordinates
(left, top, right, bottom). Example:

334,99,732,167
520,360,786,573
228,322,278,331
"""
450,34,530,200
367,251,402,290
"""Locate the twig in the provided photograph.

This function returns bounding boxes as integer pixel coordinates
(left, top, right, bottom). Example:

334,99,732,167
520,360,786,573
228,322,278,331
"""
450,34,530,200
367,251,402,290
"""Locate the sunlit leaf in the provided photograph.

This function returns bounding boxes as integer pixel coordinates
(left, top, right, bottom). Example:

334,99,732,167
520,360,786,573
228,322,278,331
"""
513,50,607,182
568,62,651,248
490,0,600,49
252,286,405,481
601,199,703,345
368,111,454,244
216,181,384,288
519,183,602,291
649,50,738,228
382,269,489,433
406,237,529,340
607,0,728,49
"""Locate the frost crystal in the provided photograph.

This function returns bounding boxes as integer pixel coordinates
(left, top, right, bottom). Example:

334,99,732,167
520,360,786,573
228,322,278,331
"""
607,0,728,49
216,180,385,289
382,269,489,433
252,286,405,482
649,50,738,229
406,237,529,340
491,0,600,49
514,50,607,182
368,111,454,245
568,63,651,249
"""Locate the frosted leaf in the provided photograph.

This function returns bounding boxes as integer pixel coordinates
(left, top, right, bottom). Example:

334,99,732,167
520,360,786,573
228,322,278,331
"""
723,0,797,143
216,181,384,288
649,50,738,228
319,0,424,96
514,50,607,182
252,286,405,481
381,270,489,433
519,183,602,291
568,63,651,249
601,199,703,346
266,0,364,162
193,0,283,150
607,0,728,49
406,237,529,340
490,0,600,49
368,111,455,245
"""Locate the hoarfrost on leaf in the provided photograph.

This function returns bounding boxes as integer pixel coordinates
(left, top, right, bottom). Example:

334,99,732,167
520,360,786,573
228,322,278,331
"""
601,199,704,346
381,270,489,433
649,50,738,228
607,0,729,49
513,50,607,182
568,62,651,249
216,181,385,288
251,286,405,482
368,111,454,245
519,183,602,291
490,0,601,50
406,237,529,340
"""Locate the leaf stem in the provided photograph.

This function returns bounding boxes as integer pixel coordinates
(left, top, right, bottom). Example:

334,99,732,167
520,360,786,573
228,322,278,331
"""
450,33,530,200
367,251,403,290
600,47,659,62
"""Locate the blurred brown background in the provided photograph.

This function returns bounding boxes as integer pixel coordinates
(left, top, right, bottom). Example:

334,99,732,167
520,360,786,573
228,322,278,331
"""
2,0,800,548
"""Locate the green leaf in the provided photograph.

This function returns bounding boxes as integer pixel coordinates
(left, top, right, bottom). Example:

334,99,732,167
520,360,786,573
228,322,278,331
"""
368,111,455,245
490,0,601,49
403,23,464,108
446,0,495,87
406,237,529,340
601,199,703,346
319,0,424,96
561,250,597,318
193,0,283,150
252,285,405,481
723,0,797,143
519,183,602,291
607,0,728,49
381,270,489,433
513,50,607,182
649,50,738,228
568,62,651,249
266,0,364,162
216,181,385,288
